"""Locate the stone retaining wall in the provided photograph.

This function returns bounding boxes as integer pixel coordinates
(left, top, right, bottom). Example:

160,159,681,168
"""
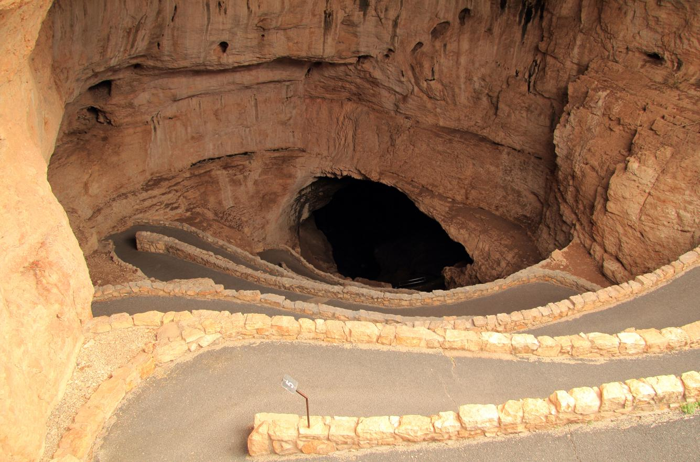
94,243,700,334
135,229,603,306
248,370,700,457
51,306,700,461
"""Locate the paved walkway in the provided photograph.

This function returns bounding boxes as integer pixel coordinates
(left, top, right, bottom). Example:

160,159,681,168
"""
104,226,578,317
93,342,700,462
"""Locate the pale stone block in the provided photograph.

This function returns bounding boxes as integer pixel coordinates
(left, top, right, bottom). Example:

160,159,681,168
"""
345,321,379,344
356,416,396,445
570,295,585,310
549,390,575,413
88,317,112,334
298,318,316,339
498,400,524,433
600,382,632,411
245,313,272,333
271,316,301,337
377,325,396,345
173,311,194,322
617,332,646,355
154,339,188,363
298,416,329,440
88,378,126,417
522,398,550,428
637,329,669,353
221,313,245,339
421,328,445,348
198,333,221,348
569,387,600,415
133,310,164,327
201,318,222,334
156,322,181,343
511,334,539,355
395,326,425,347
678,250,699,265
442,329,481,351
458,404,499,431
587,332,619,355
396,415,434,442
681,371,700,401
109,312,133,329
237,290,261,302
681,321,700,345
644,375,684,404
268,414,300,447
570,335,593,357
626,379,656,406
324,320,347,342
181,327,205,343
660,327,689,349
480,332,512,354
248,421,271,456
299,440,336,455
535,336,561,356
432,411,461,439
554,336,573,355
328,417,358,445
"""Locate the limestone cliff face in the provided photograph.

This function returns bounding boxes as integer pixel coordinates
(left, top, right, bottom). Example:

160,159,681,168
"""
1,1,699,460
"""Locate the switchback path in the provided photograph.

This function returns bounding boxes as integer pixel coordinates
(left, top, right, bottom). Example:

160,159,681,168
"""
104,225,578,317
93,342,700,462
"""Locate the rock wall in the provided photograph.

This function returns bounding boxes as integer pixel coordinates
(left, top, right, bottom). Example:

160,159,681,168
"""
0,1,93,461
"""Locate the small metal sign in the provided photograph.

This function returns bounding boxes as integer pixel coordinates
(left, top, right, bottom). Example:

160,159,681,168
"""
281,375,298,394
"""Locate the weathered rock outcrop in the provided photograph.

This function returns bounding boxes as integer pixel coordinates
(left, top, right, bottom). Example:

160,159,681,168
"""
1,0,699,460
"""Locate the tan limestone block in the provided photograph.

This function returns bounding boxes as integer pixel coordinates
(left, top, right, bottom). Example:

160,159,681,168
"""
162,311,177,324
245,313,272,334
681,321,700,345
345,321,379,344
110,364,141,392
522,398,550,429
681,371,700,401
328,417,359,446
421,328,445,348
396,415,435,442
432,411,461,440
297,318,316,337
660,327,689,349
570,335,593,357
221,313,245,339
600,382,633,411
181,327,205,344
133,310,164,327
378,325,396,345
587,333,619,355
271,316,301,337
549,391,575,413
637,329,669,353
88,378,126,417
511,334,539,355
498,400,524,433
324,320,347,342
617,332,646,355
314,319,327,335
248,421,272,456
458,404,499,432
131,351,156,379
173,311,194,322
480,332,512,354
299,440,336,455
356,416,397,446
644,375,684,405
267,414,300,452
395,326,425,347
625,379,656,407
534,336,561,357
109,312,133,329
88,316,112,334
299,416,329,440
201,318,223,334
442,329,481,351
156,322,181,343
569,387,600,415
198,333,221,348
237,290,261,302
154,339,188,363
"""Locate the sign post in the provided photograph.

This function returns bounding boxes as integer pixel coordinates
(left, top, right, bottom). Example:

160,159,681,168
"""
281,375,310,428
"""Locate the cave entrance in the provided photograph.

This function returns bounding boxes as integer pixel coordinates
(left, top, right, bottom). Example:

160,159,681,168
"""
298,178,472,291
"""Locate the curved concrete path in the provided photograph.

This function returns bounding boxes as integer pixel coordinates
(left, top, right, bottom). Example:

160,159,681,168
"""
105,226,578,317
93,342,700,462
258,248,338,284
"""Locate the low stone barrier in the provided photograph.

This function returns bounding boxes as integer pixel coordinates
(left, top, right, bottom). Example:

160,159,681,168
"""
52,306,700,461
94,242,700,334
247,370,700,457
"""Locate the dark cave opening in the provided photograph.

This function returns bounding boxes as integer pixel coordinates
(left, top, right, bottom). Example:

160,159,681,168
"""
301,178,472,291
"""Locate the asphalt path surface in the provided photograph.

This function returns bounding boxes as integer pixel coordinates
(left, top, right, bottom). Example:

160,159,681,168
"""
258,248,337,284
93,342,700,462
103,226,578,317
527,267,700,337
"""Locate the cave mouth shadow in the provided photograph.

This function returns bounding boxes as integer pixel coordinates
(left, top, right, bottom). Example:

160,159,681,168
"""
299,178,472,291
